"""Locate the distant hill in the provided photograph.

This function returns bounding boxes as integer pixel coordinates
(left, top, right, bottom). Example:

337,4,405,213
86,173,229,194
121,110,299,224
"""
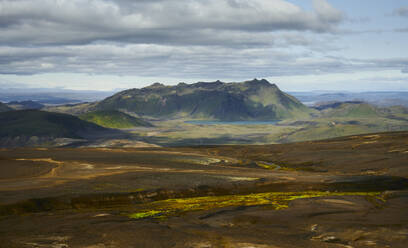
313,101,365,111
0,102,12,112
7,100,44,110
0,87,117,104
0,110,109,147
290,91,408,107
44,102,98,116
96,79,313,121
80,110,153,129
321,102,382,118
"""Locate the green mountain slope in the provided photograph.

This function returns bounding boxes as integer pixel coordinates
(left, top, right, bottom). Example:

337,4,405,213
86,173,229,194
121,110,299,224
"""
0,110,107,139
80,110,153,128
322,102,383,118
0,102,12,112
96,79,313,121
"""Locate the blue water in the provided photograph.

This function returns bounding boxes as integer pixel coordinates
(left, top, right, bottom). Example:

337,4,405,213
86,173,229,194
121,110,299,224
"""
185,120,279,125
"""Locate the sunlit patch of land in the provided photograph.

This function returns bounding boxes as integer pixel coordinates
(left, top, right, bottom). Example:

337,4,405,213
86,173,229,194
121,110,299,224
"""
129,191,384,219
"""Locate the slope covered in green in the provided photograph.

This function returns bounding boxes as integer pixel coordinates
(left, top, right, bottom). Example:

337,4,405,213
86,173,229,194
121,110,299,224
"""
0,110,107,138
80,110,152,129
322,102,382,118
96,79,313,121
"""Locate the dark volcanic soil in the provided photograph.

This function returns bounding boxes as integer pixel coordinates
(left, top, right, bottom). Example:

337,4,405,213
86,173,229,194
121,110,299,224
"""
0,131,407,247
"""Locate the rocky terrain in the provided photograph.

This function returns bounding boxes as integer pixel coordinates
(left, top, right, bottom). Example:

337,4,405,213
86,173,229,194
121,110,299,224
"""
0,131,407,247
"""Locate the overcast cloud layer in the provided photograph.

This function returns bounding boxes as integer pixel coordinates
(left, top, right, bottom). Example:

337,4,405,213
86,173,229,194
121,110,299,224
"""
0,0,407,90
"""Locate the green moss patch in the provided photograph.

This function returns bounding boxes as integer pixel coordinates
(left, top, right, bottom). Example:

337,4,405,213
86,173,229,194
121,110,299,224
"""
129,191,384,219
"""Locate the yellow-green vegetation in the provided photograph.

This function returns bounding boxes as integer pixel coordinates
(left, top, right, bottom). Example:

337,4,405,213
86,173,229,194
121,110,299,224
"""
80,110,152,129
256,161,320,172
167,156,221,165
129,210,163,219
256,161,281,170
257,162,298,171
92,183,144,192
129,191,384,219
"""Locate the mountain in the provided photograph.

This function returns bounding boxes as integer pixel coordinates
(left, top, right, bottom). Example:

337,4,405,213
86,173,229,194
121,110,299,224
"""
7,100,44,110
290,91,408,107
0,87,118,104
44,102,98,116
0,110,109,147
96,79,312,121
79,110,153,129
0,102,12,112
313,101,365,111
321,102,383,118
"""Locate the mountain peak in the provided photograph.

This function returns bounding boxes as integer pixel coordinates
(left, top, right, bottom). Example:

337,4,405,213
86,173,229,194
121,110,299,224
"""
244,78,275,87
148,82,165,88
97,78,310,121
194,80,224,88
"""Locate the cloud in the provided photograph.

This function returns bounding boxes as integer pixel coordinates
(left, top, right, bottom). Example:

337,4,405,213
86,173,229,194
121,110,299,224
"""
364,58,408,72
3,0,403,82
1,42,406,80
313,0,343,23
0,0,344,46
395,27,408,32
0,0,352,79
360,75,408,82
393,7,408,17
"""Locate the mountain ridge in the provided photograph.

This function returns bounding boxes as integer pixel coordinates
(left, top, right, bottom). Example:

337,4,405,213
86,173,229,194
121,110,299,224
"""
0,110,110,147
96,79,313,121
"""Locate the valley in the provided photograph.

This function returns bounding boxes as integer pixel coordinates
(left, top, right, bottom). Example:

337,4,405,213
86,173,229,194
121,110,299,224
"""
2,80,408,148
2,1,408,247
0,132,407,247
0,80,408,247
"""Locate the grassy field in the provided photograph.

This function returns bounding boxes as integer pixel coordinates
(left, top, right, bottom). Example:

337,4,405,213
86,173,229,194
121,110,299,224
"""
126,110,408,146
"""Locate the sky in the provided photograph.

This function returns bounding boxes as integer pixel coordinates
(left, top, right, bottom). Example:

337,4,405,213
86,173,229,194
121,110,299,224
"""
0,0,407,92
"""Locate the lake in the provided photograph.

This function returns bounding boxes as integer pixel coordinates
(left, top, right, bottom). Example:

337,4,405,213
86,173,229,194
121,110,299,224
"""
185,120,280,125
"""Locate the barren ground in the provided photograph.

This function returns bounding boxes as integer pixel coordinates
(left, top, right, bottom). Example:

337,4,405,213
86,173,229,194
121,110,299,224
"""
0,132,407,247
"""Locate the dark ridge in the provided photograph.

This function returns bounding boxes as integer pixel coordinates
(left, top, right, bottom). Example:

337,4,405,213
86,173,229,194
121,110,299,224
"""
0,109,108,139
0,102,12,112
7,100,44,110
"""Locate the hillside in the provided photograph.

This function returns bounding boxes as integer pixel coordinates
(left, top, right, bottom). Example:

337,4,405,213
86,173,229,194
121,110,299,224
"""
96,79,313,121
80,110,153,129
7,100,44,110
0,110,108,146
44,102,98,115
0,102,12,112
321,102,382,118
